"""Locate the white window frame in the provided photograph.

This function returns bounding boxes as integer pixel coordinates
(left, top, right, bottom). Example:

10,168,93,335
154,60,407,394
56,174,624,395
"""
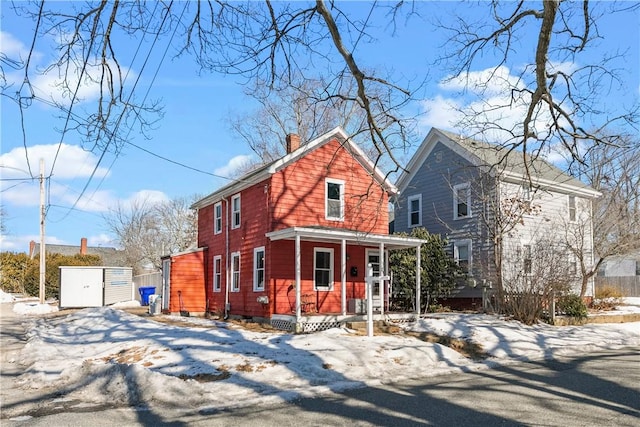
231,194,241,229
313,248,334,291
214,202,223,235
231,251,240,292
325,178,345,221
253,247,265,292
213,255,222,292
568,195,576,222
523,244,532,275
408,194,422,227
453,183,471,219
453,240,472,272
522,183,532,201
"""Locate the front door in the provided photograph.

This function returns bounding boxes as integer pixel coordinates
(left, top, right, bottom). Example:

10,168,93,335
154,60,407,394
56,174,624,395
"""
365,250,383,311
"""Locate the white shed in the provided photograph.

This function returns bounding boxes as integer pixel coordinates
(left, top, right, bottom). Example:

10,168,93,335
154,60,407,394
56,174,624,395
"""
59,266,133,308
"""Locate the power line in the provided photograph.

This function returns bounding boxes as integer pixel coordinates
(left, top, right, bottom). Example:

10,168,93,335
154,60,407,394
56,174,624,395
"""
58,1,177,221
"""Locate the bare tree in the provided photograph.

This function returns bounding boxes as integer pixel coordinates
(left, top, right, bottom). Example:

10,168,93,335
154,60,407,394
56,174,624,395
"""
4,1,636,186
563,139,640,296
103,195,198,273
501,237,574,324
228,77,368,164
437,0,639,166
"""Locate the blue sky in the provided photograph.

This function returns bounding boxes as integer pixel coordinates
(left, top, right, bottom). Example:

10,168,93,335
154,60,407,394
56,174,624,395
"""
1,2,638,253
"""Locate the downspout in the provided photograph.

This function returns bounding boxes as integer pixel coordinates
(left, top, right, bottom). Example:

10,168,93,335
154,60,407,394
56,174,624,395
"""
588,198,596,297
341,239,346,315
416,244,421,319
223,196,230,320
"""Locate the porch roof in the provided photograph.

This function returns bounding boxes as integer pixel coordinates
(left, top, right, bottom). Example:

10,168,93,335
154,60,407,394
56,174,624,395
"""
265,226,424,250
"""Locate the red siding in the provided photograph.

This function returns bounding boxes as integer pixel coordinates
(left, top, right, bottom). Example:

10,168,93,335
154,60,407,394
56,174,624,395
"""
270,240,370,314
195,135,392,318
270,138,389,234
169,250,207,314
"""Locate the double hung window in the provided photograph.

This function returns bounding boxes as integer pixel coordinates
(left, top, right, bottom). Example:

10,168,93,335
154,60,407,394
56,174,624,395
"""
325,179,344,220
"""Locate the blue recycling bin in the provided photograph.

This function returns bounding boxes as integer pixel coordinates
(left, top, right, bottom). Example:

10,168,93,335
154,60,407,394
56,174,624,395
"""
138,286,156,306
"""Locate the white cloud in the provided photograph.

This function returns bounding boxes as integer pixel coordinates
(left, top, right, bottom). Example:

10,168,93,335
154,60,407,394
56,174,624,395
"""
0,143,110,180
439,65,526,96
1,143,112,208
0,31,30,60
88,233,118,248
214,154,253,178
1,31,135,106
420,65,569,143
124,190,170,208
31,59,136,106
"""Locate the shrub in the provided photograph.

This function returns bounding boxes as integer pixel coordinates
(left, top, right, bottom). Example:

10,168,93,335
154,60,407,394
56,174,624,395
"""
0,252,34,294
591,285,624,311
23,253,102,299
556,294,588,319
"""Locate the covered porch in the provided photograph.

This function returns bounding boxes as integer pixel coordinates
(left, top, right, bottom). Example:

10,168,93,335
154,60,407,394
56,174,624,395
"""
266,226,426,335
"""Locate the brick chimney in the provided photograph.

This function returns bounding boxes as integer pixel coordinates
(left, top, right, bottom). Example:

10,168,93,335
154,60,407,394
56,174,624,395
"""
29,240,36,258
80,237,88,255
286,133,300,154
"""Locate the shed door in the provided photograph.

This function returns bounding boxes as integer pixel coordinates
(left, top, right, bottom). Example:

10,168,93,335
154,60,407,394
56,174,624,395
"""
162,259,171,310
60,268,103,308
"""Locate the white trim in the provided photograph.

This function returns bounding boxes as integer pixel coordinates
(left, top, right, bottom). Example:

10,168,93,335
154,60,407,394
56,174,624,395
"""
231,251,240,292
213,255,222,292
191,127,397,210
502,170,601,199
453,183,471,219
325,178,345,221
253,246,265,291
396,127,601,200
407,194,422,227
314,248,334,291
231,194,241,229
266,226,425,250
214,202,223,235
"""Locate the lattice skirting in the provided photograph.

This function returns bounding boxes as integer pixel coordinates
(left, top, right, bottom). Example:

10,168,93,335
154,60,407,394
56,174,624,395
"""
270,318,295,331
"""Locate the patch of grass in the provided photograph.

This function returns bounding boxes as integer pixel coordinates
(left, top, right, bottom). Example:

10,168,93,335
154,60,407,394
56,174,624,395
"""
404,331,487,360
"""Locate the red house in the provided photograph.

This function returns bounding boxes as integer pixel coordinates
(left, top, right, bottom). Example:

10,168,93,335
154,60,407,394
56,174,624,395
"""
165,127,424,332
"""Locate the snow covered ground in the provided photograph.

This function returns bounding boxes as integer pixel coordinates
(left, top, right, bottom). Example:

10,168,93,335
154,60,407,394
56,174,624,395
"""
2,289,639,416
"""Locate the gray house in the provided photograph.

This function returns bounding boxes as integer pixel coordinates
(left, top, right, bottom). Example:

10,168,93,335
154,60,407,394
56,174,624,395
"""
394,128,601,307
29,237,126,267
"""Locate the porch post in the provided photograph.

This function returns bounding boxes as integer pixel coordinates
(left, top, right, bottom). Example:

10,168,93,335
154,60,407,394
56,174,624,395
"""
366,263,374,337
416,245,421,319
379,242,385,316
295,234,301,321
341,239,347,316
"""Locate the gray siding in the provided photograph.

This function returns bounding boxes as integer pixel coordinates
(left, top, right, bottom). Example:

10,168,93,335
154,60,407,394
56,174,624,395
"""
395,141,496,286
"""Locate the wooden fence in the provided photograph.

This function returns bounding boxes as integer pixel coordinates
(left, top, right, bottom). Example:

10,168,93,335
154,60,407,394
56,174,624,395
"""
595,276,640,297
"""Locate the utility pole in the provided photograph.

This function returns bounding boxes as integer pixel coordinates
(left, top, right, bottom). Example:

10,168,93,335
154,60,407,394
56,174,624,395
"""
39,158,46,304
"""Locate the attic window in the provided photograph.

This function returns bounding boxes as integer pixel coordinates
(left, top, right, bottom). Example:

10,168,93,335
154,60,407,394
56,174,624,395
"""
453,183,471,219
408,194,422,227
325,178,344,221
